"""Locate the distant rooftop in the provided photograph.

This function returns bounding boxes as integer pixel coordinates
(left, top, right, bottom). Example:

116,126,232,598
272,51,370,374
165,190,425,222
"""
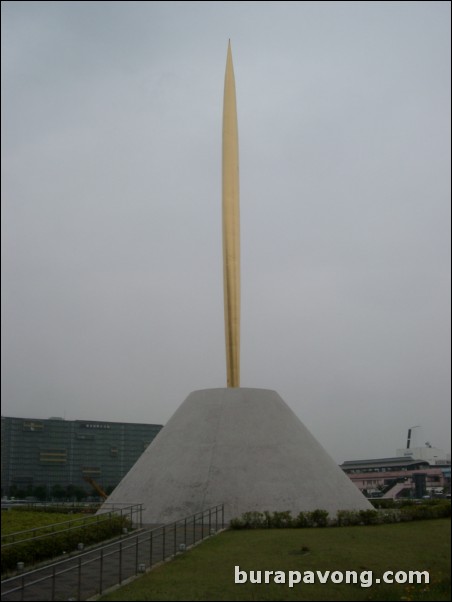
341,457,430,469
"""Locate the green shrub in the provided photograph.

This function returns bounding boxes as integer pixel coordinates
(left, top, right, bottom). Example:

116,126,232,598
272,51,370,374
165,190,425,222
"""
308,509,329,527
370,498,393,509
11,504,99,514
1,514,131,574
379,509,402,523
229,510,296,529
269,511,293,528
400,502,451,522
229,511,265,529
359,509,379,525
229,501,450,530
398,499,416,508
263,511,273,528
294,511,310,528
336,510,361,526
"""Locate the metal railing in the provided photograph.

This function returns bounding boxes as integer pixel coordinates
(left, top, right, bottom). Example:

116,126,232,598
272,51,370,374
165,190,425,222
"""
1,504,224,601
1,504,142,547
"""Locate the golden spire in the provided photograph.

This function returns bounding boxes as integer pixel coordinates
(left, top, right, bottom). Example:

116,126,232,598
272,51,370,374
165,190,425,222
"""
222,41,240,387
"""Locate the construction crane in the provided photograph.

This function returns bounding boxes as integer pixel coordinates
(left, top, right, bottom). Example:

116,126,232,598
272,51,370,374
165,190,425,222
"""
83,476,108,500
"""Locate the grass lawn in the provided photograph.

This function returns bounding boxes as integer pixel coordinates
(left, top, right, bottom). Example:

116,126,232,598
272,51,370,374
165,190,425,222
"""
1,510,88,538
99,519,450,601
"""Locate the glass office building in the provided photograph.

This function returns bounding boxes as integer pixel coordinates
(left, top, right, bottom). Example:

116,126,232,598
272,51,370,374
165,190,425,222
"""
1,416,162,497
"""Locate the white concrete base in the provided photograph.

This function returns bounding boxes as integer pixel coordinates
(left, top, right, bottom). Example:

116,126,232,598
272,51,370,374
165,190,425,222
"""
101,389,372,523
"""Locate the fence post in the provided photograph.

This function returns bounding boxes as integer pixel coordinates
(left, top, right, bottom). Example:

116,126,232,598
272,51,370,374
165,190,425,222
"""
149,530,153,566
78,555,82,601
135,534,139,574
100,547,104,595
162,527,166,561
51,564,56,601
184,517,187,547
201,512,204,540
193,512,196,545
209,508,212,534
119,540,123,585
174,522,177,556
222,504,224,529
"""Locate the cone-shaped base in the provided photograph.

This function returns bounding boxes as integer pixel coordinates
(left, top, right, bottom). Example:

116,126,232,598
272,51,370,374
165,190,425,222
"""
101,389,371,523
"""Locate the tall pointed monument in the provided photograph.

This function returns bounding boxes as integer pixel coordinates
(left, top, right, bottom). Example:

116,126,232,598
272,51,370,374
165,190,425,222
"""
100,43,371,523
223,40,241,388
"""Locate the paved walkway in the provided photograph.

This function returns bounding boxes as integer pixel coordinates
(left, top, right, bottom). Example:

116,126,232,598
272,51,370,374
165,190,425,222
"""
1,519,223,601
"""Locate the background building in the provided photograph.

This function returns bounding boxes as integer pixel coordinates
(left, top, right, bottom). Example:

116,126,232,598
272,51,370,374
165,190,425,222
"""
396,444,451,465
1,416,162,498
341,456,450,499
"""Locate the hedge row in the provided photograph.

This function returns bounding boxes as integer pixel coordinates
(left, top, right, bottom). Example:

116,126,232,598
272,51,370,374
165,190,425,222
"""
230,501,451,529
10,504,99,514
1,514,131,574
370,497,449,509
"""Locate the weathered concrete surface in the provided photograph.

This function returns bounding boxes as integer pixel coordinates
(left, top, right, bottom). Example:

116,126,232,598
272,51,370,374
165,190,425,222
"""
101,389,372,523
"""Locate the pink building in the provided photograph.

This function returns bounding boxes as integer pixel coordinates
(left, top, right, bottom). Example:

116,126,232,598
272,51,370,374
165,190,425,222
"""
340,457,449,498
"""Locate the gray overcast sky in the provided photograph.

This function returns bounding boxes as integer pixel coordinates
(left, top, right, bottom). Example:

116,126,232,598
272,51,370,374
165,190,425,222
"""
2,1,450,463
